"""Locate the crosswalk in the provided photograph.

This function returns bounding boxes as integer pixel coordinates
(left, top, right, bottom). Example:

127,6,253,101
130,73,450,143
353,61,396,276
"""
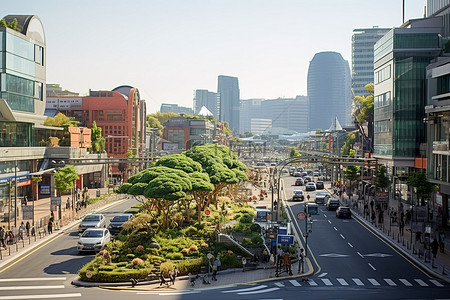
219,277,447,295
0,277,81,300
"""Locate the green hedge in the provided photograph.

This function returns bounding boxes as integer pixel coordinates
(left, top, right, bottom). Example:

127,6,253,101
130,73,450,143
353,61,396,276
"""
79,268,150,282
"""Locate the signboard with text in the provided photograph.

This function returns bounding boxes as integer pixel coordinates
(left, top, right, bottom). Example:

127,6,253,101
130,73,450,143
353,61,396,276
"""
22,206,34,220
277,234,294,244
50,197,61,212
40,184,51,195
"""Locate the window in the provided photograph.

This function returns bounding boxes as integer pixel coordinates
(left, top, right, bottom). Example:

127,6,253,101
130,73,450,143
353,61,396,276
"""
375,120,391,133
375,65,391,84
374,91,391,108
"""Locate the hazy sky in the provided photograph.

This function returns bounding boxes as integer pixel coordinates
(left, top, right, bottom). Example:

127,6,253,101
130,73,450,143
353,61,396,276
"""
2,0,426,113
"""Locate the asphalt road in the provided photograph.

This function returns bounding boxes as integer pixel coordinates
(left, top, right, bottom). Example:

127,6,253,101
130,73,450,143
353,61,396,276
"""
0,196,139,300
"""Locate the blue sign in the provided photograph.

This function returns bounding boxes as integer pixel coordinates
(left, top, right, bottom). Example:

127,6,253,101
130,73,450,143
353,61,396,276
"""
277,234,294,244
40,184,50,195
278,227,287,235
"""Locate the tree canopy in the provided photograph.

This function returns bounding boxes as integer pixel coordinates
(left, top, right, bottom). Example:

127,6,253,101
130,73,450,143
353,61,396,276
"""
90,121,105,153
0,18,20,32
353,83,374,152
374,165,389,191
341,133,356,157
55,165,79,194
44,112,79,128
406,171,437,205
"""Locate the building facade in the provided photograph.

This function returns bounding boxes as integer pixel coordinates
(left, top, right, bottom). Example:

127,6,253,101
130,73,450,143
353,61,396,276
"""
194,89,218,118
307,52,352,131
352,27,391,97
218,75,240,133
160,103,193,115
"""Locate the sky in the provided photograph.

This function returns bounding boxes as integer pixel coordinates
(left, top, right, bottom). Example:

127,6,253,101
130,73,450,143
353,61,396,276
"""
2,0,427,113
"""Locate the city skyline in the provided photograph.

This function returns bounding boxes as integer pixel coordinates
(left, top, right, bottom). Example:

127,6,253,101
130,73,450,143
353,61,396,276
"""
1,0,426,113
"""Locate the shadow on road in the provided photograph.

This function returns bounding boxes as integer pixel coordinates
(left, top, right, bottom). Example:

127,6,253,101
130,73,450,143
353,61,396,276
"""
44,256,94,275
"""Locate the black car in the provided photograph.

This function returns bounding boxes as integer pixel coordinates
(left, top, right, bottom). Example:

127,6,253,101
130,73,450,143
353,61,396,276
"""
315,181,324,189
326,198,340,211
108,213,133,235
292,190,305,201
336,206,351,218
295,178,304,186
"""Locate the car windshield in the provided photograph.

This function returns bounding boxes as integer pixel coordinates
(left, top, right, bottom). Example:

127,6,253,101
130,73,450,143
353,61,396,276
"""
340,207,350,211
294,191,303,195
84,215,100,222
82,230,104,238
112,216,129,222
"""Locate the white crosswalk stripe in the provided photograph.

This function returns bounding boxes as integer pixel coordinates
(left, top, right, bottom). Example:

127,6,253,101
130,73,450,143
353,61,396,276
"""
399,279,413,286
284,277,446,288
415,279,428,287
321,279,333,286
289,280,301,286
430,279,444,287
384,279,396,286
368,278,380,286
0,277,81,300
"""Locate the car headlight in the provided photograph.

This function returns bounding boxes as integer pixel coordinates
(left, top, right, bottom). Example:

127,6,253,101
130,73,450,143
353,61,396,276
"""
78,241,83,245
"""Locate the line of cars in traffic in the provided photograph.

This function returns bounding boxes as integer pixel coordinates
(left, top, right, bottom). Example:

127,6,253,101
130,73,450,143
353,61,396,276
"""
292,188,351,219
77,213,133,253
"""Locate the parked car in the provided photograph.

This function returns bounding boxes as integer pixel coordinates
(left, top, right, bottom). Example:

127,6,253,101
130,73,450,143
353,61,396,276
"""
326,198,340,211
108,213,134,235
78,213,106,233
77,228,111,253
315,181,324,189
336,206,352,218
305,182,316,191
292,190,305,201
295,178,304,186
315,192,331,204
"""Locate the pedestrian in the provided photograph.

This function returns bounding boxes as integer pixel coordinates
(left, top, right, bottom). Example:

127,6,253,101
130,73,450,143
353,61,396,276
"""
212,256,221,281
276,245,283,272
23,195,28,206
0,226,6,248
399,219,404,235
168,270,175,285
283,252,293,275
47,219,53,234
19,222,25,240
159,271,167,287
31,227,35,237
298,248,305,273
66,197,70,209
25,221,30,237
406,210,411,224
431,239,439,258
371,210,376,224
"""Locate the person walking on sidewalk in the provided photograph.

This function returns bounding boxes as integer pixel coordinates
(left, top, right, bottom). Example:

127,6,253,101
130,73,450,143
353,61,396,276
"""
431,239,439,258
439,231,445,253
0,226,6,248
47,219,53,234
212,256,221,281
18,222,25,240
25,221,30,237
399,219,405,235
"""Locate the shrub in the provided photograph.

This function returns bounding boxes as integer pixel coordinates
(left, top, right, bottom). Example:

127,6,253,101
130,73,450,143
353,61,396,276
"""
132,258,144,265
239,213,253,223
98,265,115,272
126,254,135,260
183,225,198,236
116,262,127,267
136,245,145,252
189,244,198,251
79,268,150,282
181,248,190,254
174,258,203,275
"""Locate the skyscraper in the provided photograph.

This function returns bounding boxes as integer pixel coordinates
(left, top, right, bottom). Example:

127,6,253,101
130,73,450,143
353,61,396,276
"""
352,27,390,97
307,52,352,131
194,89,218,118
218,75,240,133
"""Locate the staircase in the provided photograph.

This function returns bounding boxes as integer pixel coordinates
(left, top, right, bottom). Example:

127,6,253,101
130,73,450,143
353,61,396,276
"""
217,233,254,258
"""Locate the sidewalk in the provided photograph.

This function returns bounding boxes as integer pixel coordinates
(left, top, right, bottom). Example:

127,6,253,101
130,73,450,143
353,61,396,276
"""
348,195,450,283
0,187,120,268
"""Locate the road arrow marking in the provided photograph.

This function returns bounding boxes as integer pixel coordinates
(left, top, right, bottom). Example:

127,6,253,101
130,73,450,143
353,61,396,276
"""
319,253,350,258
362,253,393,258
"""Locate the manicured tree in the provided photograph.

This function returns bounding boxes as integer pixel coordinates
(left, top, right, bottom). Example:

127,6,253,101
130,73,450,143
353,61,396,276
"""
189,172,214,226
406,171,437,206
374,165,389,192
55,165,79,197
344,165,360,194
90,121,105,154
353,83,374,152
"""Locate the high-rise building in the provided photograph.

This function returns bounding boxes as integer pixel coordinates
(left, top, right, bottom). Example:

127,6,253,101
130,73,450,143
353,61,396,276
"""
218,75,240,133
307,52,352,131
194,90,218,118
239,96,309,134
427,1,450,38
159,103,193,115
352,27,390,97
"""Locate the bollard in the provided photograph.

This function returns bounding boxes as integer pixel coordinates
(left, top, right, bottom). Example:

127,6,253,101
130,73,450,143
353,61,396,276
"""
0,248,2,260
15,243,18,252
432,258,437,268
8,246,10,256
28,236,31,245
402,238,405,246
443,265,447,275
22,238,24,248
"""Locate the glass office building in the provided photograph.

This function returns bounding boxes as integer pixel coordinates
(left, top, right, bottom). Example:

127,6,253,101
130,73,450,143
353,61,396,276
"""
0,15,47,147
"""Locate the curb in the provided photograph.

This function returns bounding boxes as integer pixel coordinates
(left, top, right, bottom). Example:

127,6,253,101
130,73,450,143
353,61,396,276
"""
351,209,450,284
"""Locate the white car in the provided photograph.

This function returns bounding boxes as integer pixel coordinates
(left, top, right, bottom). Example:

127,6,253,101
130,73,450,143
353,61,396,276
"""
305,182,316,191
77,228,111,253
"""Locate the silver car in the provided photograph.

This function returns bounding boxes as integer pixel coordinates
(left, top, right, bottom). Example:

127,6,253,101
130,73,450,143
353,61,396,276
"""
77,228,111,253
78,213,106,233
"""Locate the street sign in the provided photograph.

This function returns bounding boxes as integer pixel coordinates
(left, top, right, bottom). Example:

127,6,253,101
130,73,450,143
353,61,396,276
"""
297,212,306,221
22,206,34,220
50,197,61,212
204,209,210,215
277,234,294,244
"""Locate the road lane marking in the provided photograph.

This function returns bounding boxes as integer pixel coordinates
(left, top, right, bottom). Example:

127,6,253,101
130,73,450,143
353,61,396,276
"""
137,290,198,295
352,278,364,286
340,234,345,239
430,279,444,287
337,278,348,285
321,279,333,286
357,252,364,258
0,285,65,290
318,273,327,277
333,227,337,231
237,287,280,295
347,242,353,248
222,285,267,293
368,263,376,270
0,277,66,282
308,279,318,286
274,282,284,287
399,279,412,286
0,293,82,299
328,220,331,224
384,279,396,286
414,279,428,286
289,280,301,286
368,278,380,286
